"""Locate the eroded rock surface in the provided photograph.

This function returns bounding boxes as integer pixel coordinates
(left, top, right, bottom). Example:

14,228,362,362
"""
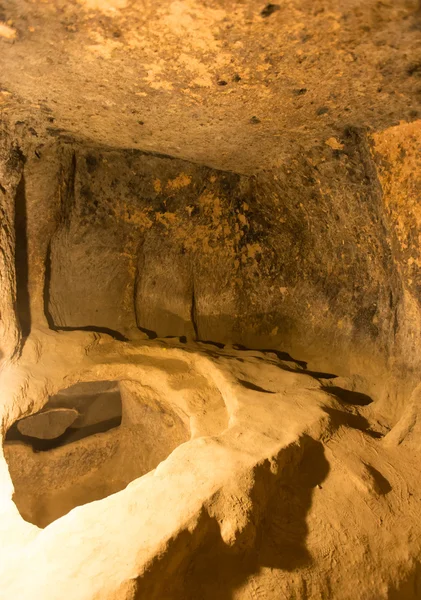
1,0,420,172
0,125,418,425
0,329,419,600
1,0,421,598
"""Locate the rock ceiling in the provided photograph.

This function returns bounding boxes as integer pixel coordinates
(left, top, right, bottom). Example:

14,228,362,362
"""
1,0,420,172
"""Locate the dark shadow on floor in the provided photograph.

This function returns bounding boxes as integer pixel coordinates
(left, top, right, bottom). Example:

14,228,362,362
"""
5,416,122,451
212,343,337,380
198,339,225,349
137,325,158,339
321,386,373,406
237,379,276,394
232,343,308,369
306,370,337,380
322,406,383,439
132,436,330,600
56,325,129,341
178,341,338,380
364,464,392,495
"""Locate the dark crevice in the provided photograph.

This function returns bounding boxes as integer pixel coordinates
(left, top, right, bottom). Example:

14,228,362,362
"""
305,370,338,379
6,416,122,452
14,173,31,339
43,241,55,328
232,344,308,369
137,325,158,339
322,386,373,406
133,240,142,322
55,325,129,342
260,348,307,369
199,340,225,349
238,379,275,394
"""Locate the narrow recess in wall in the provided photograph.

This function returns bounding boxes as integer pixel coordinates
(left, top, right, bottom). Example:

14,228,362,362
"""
43,241,54,328
4,380,192,528
14,173,31,338
191,285,199,341
43,243,129,341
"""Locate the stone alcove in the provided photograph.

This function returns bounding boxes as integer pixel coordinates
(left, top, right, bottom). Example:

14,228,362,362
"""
4,379,194,528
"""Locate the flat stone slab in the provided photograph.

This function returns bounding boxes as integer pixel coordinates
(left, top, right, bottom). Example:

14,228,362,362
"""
17,408,79,440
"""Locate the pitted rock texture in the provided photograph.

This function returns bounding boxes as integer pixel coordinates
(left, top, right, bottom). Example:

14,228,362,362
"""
0,0,420,416
0,0,420,172
1,0,421,598
0,124,417,424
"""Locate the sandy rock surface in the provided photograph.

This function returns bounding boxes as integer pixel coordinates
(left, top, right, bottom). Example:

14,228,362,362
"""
1,0,421,597
0,329,418,599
